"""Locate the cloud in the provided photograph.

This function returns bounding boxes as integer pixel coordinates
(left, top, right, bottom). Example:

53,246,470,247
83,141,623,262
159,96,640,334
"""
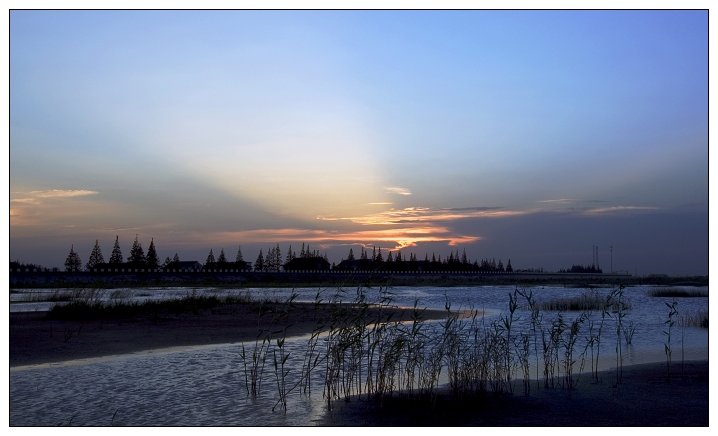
318,206,530,226
583,206,659,215
537,199,577,203
189,226,480,251
29,190,99,198
385,187,412,196
369,202,393,205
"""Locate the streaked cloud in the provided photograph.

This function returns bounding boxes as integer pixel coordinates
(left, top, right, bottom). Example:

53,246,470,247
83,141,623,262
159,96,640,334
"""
537,199,577,204
583,206,659,215
385,187,412,196
369,202,393,205
30,189,99,198
189,226,480,251
318,206,530,226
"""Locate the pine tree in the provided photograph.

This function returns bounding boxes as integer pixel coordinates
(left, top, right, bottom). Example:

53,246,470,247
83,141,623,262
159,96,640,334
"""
205,249,216,267
498,259,504,272
173,253,180,262
275,244,282,270
285,245,293,264
235,246,244,262
361,247,368,260
461,248,468,265
506,259,513,272
347,248,355,261
109,236,123,264
386,251,394,264
300,243,306,258
128,234,146,264
146,238,159,270
376,247,383,263
85,239,104,270
162,256,172,268
265,246,275,271
217,248,227,264
372,247,377,262
64,245,82,272
254,249,264,271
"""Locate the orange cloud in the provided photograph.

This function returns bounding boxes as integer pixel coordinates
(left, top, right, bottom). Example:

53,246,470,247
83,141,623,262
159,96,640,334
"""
318,206,530,226
180,226,480,251
30,190,99,198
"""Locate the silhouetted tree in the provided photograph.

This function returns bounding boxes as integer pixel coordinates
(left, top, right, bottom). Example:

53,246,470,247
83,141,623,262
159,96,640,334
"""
109,236,123,264
498,259,504,272
128,235,146,264
376,247,383,263
360,247,368,260
285,245,293,264
173,253,180,262
64,245,82,272
372,246,377,262
162,256,172,268
85,239,104,270
506,258,513,272
254,249,264,271
235,246,244,263
217,248,227,264
146,238,159,270
347,248,355,261
205,249,216,267
461,248,468,265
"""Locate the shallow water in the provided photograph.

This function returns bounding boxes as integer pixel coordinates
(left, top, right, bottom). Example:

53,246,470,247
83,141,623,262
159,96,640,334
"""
10,285,708,426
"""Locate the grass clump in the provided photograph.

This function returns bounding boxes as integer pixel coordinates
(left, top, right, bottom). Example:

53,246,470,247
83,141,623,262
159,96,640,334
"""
45,291,258,322
648,287,708,298
678,310,708,329
533,291,631,312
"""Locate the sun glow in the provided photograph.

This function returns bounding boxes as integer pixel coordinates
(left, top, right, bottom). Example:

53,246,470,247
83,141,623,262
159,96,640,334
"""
181,226,480,251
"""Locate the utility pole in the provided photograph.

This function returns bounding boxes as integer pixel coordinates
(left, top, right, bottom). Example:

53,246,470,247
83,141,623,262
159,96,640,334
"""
609,244,613,274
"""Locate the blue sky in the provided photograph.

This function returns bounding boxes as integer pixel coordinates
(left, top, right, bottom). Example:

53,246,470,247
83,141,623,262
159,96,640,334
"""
10,10,708,275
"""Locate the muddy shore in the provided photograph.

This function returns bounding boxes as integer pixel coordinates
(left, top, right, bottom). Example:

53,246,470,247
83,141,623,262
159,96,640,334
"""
320,360,709,426
9,302,447,368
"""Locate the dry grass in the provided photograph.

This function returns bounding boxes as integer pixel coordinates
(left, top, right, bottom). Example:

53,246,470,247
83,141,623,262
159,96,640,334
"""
648,287,708,298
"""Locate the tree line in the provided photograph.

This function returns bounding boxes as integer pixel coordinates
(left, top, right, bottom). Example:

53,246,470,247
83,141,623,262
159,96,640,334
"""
335,246,514,272
57,237,514,273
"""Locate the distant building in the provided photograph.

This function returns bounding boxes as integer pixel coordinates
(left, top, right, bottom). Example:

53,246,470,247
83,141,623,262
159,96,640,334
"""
335,259,362,271
284,257,331,271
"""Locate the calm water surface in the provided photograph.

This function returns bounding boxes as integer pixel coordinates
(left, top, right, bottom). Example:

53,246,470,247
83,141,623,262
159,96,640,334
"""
10,285,708,425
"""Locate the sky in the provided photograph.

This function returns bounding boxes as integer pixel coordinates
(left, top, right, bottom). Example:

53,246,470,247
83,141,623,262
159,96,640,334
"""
9,10,709,275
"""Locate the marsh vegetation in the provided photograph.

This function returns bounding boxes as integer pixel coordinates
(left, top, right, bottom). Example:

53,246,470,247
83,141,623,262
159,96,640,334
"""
234,284,665,414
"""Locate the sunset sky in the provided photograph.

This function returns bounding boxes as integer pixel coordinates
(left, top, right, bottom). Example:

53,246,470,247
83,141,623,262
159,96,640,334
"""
9,10,708,275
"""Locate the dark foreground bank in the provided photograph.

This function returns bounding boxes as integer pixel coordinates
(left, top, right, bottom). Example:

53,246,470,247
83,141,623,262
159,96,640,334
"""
9,301,447,368
320,360,709,426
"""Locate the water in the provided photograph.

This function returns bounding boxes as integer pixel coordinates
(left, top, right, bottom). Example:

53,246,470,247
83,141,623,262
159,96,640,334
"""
10,285,708,425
